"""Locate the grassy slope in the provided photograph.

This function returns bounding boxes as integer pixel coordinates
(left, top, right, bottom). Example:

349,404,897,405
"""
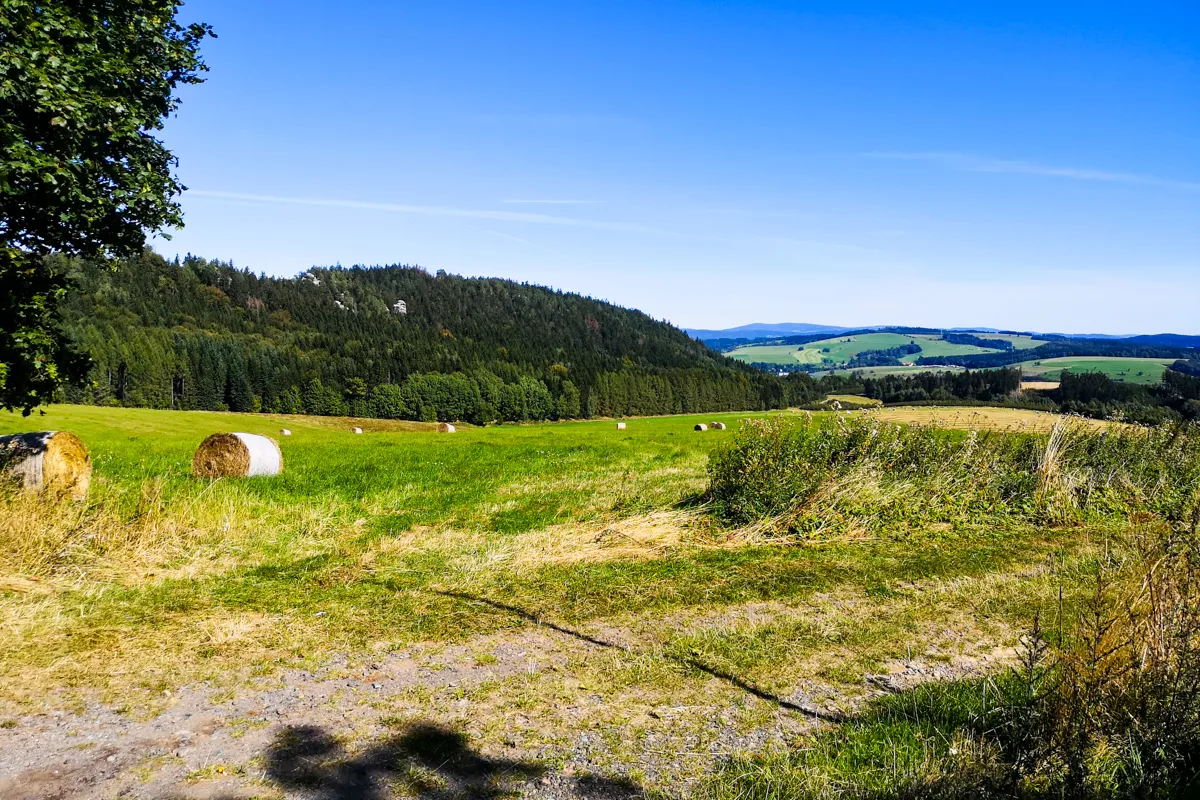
1013,356,1175,384
0,405,1089,712
723,343,809,365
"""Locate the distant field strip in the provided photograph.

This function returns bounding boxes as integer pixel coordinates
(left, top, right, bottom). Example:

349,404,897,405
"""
1014,356,1175,384
861,406,1115,432
820,365,964,378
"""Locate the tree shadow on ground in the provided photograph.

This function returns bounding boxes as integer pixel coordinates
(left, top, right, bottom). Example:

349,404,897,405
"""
260,721,644,799
433,589,843,723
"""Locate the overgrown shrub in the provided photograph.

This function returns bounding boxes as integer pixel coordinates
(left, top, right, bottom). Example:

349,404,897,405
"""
707,416,1200,537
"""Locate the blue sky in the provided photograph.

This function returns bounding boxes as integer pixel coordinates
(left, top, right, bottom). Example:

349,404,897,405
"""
160,1,1199,333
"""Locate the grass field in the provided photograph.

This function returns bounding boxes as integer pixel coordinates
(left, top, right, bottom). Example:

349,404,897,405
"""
819,364,964,379
0,404,1147,796
861,405,1114,432
727,332,1006,369
977,333,1042,350
722,343,807,365
1013,356,1175,384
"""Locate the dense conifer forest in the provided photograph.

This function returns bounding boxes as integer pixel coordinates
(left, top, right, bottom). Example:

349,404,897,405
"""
54,252,820,421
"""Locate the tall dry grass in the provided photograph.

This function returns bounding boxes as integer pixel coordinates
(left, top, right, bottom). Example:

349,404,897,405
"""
707,416,1200,538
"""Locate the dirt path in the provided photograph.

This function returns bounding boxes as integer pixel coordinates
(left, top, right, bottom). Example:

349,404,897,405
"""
0,599,1011,799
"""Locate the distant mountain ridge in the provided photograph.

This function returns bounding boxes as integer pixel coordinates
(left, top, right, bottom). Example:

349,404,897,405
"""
687,323,1200,349
683,322,852,340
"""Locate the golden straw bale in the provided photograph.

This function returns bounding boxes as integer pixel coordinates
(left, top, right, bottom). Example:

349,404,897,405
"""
0,431,91,500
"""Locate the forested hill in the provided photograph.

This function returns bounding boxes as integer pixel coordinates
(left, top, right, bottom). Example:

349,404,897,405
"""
56,251,817,421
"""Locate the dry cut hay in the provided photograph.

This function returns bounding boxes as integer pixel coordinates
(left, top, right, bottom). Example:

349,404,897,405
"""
694,423,708,432
0,431,91,500
192,433,283,478
710,422,727,430
616,422,626,430
437,423,456,433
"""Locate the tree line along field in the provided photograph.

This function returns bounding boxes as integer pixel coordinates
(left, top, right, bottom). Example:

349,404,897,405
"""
4,402,1188,797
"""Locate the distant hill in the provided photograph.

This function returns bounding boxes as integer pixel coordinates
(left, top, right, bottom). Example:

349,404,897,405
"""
1125,334,1200,348
54,252,818,421
684,322,853,341
724,324,1198,383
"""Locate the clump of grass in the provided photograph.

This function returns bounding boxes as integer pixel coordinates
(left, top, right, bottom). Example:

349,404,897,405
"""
707,416,1200,538
693,521,1200,799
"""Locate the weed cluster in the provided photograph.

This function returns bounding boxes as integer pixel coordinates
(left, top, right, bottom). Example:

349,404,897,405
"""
700,420,1200,798
693,522,1200,798
707,416,1200,537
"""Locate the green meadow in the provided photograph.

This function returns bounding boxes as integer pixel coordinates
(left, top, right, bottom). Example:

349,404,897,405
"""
2,403,1180,796
1014,355,1175,384
1,405,1087,702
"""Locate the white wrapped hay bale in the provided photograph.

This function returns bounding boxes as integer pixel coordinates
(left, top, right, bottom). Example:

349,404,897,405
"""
437,423,456,433
710,422,727,430
0,431,91,500
192,433,282,478
616,422,626,430
352,427,364,434
280,429,292,436
694,423,708,432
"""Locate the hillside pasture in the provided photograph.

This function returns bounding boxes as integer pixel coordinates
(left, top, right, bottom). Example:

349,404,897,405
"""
0,404,1139,797
1013,356,1174,384
971,333,1043,350
720,343,805,366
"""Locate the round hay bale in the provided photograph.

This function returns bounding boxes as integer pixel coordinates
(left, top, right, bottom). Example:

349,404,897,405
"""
352,427,364,434
437,423,456,433
694,423,708,432
0,431,91,500
193,433,282,478
616,422,626,430
280,428,292,436
710,422,727,430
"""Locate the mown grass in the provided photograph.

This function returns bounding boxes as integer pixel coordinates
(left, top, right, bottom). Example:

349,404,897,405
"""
0,406,761,697
863,406,1114,433
10,403,1192,800
0,404,1101,715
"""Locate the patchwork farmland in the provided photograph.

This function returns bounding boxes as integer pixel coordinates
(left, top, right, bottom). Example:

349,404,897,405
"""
727,331,1179,384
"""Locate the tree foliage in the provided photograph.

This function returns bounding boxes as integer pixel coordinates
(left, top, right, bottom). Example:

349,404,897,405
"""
56,252,822,421
0,0,212,413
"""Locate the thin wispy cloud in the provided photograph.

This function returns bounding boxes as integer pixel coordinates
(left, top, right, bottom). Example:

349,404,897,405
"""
187,190,664,235
472,227,565,256
865,152,1200,190
462,112,636,130
501,199,598,205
